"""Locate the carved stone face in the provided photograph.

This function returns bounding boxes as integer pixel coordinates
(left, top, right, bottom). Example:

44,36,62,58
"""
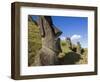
38,16,62,53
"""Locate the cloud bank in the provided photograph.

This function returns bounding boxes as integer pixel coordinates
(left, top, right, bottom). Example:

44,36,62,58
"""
71,34,81,44
60,36,66,40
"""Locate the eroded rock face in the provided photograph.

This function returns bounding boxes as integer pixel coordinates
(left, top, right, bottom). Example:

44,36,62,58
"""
34,16,62,66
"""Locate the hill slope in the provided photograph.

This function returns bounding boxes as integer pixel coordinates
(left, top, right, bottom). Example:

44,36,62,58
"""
28,20,42,66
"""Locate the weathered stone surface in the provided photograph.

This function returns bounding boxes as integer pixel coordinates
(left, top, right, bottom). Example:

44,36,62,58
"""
66,37,72,50
77,42,81,54
34,16,62,66
34,47,59,65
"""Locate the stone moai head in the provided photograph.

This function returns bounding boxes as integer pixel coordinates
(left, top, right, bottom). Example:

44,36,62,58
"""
38,16,62,53
77,42,81,54
66,37,72,49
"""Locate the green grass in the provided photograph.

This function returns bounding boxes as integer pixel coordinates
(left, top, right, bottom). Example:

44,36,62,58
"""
60,40,71,53
60,40,88,64
76,48,88,64
28,21,42,66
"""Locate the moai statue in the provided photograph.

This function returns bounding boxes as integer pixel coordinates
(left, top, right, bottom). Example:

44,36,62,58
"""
66,37,72,50
77,42,81,54
34,16,62,66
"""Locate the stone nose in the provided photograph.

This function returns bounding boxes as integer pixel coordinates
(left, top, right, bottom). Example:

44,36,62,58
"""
53,25,62,37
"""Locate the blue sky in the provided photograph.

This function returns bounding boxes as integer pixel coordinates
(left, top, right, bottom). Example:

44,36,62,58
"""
52,16,88,48
31,15,88,48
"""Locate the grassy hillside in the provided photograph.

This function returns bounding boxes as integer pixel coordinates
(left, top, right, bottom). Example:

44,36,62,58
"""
59,40,88,64
28,20,42,66
58,40,71,58
76,48,88,64
60,40,71,53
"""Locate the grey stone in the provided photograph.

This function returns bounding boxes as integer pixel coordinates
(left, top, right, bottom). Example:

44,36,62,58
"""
77,42,81,54
66,37,72,50
34,16,62,66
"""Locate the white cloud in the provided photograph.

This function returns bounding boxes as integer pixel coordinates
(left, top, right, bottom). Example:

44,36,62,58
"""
71,34,81,41
60,35,82,44
71,34,81,44
60,36,66,40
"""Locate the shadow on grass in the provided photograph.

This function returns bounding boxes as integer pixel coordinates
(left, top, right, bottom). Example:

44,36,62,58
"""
58,52,82,65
